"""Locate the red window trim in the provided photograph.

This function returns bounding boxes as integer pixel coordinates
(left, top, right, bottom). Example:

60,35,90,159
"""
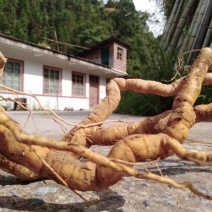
43,65,62,96
72,71,86,98
0,58,24,92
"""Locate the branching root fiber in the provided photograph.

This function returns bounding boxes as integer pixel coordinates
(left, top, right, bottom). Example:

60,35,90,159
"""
0,48,212,200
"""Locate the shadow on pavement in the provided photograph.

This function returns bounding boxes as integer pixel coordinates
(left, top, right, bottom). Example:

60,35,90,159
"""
0,173,125,212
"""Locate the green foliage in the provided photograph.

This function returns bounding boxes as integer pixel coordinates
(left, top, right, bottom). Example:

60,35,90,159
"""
195,86,212,105
116,91,173,116
116,45,177,116
153,0,175,20
0,0,156,79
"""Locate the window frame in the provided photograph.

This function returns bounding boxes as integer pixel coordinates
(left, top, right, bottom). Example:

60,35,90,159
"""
101,48,110,66
43,66,62,95
72,72,86,97
0,58,24,91
117,47,123,61
89,75,99,85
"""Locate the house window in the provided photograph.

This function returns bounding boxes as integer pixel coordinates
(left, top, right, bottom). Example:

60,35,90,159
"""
101,48,109,66
0,59,23,91
89,75,99,84
117,47,123,60
43,67,61,95
72,73,85,97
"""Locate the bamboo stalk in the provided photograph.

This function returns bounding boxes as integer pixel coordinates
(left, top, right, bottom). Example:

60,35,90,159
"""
176,27,185,52
177,0,202,56
167,0,198,53
160,0,181,48
191,0,211,49
202,8,212,47
163,0,185,51
189,0,212,62
187,0,206,51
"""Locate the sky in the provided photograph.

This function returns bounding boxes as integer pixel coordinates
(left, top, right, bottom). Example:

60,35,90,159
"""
133,0,165,36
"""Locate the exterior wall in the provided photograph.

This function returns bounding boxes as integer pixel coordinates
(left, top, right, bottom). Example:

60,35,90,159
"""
113,43,127,72
1,95,89,111
99,77,107,101
62,68,72,97
29,96,89,111
108,44,114,68
85,74,89,98
0,57,107,111
82,42,127,72
82,44,114,68
83,50,101,64
24,61,43,94
0,35,127,111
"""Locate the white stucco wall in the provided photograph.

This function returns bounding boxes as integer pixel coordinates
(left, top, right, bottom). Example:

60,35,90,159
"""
24,60,43,94
0,58,107,111
0,36,126,111
85,75,89,98
99,77,107,101
1,91,90,111
23,63,91,110
29,96,89,111
62,69,72,97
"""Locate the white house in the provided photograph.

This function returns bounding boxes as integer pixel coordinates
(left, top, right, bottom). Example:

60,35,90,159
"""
0,34,128,111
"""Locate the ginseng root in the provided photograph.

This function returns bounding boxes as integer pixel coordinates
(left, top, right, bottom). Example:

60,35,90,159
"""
0,48,211,200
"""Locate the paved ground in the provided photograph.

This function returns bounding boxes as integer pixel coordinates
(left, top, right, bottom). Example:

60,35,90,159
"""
0,111,212,212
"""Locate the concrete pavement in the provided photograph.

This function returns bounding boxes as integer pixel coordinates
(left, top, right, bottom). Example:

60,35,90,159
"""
0,110,211,211
7,110,145,140
7,110,212,142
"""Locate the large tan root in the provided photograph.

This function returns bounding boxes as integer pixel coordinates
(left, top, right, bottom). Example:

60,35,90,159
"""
0,124,212,200
0,153,40,180
0,48,212,200
63,49,212,147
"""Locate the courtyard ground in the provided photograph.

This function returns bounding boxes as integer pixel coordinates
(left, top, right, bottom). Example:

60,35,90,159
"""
0,111,211,212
